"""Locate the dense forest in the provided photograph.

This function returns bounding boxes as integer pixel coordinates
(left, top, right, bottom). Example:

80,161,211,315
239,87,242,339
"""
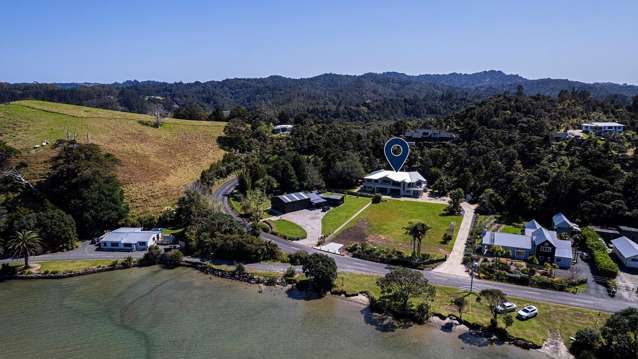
209,90,638,227
2,71,638,122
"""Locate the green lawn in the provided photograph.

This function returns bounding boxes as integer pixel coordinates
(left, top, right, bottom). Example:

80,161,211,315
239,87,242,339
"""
334,272,609,347
161,227,184,235
37,259,116,273
341,199,461,256
321,195,371,236
229,191,242,214
269,219,307,239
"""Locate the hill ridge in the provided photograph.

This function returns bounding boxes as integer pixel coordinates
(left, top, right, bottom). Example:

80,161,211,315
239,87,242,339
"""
0,100,225,216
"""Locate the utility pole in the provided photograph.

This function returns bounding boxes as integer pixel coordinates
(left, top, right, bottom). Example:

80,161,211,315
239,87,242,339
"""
469,260,478,293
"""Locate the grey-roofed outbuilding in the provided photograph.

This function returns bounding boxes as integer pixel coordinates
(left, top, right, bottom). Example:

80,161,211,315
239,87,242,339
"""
612,236,638,269
552,212,581,233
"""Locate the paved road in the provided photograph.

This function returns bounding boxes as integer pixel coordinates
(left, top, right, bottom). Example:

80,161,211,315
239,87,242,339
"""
215,178,637,313
432,202,476,277
1,241,146,264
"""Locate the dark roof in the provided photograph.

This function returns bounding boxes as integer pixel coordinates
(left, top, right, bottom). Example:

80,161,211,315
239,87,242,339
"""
618,225,638,233
307,192,327,205
591,226,621,234
321,193,344,201
275,192,309,203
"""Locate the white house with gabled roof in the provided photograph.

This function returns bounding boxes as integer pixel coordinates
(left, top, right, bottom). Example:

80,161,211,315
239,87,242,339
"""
482,219,573,268
362,170,426,197
99,227,160,252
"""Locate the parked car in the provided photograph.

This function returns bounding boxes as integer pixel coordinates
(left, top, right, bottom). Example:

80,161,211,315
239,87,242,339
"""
496,301,517,313
579,252,590,261
517,305,538,320
321,205,330,212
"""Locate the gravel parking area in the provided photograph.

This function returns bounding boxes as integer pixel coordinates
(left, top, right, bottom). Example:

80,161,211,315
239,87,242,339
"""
278,209,326,247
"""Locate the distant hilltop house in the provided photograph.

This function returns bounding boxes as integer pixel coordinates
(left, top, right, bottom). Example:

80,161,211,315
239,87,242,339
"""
99,227,161,252
362,170,426,198
581,122,624,135
272,124,293,135
611,236,638,269
404,128,457,142
481,219,573,269
271,191,344,214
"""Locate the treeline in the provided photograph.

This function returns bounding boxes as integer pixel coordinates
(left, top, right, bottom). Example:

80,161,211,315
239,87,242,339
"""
3,72,638,123
0,80,477,122
214,91,638,227
441,92,638,225
0,140,129,256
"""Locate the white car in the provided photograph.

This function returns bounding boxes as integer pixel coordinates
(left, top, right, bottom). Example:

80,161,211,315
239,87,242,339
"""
517,305,538,320
496,301,517,313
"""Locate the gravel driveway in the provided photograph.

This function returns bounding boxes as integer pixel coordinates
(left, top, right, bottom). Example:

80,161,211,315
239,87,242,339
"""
278,209,326,247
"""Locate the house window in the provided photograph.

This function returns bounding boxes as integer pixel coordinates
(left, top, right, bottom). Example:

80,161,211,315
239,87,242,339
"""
123,243,133,248
515,250,526,258
111,242,120,247
540,246,552,253
137,242,147,247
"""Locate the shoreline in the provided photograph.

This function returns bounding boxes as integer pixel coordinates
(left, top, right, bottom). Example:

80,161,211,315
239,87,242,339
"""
3,262,566,358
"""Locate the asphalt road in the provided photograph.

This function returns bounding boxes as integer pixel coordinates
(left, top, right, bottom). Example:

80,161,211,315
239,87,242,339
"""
215,178,637,313
1,241,147,264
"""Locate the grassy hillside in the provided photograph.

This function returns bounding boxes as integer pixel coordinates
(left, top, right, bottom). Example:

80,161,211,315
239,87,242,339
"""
0,100,225,216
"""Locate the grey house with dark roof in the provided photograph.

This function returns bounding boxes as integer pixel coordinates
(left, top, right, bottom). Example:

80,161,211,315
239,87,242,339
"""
482,219,573,268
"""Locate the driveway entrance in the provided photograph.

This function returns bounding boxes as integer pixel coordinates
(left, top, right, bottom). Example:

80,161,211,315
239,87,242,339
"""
278,209,326,247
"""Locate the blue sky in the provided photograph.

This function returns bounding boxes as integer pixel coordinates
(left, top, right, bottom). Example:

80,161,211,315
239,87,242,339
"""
1,0,636,84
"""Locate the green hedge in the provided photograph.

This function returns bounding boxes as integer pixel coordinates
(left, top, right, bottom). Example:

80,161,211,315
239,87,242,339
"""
582,228,618,278
346,242,445,269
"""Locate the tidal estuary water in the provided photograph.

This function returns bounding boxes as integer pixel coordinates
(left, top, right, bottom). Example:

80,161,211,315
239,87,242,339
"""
0,267,547,359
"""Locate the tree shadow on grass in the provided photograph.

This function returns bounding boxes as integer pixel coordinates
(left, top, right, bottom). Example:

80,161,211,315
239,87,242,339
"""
137,120,161,128
360,307,414,333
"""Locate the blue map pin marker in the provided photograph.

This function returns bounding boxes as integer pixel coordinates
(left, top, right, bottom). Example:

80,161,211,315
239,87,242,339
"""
384,137,410,172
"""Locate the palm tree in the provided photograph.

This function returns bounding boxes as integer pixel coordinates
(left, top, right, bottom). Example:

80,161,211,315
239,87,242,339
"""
404,222,431,258
8,230,42,268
